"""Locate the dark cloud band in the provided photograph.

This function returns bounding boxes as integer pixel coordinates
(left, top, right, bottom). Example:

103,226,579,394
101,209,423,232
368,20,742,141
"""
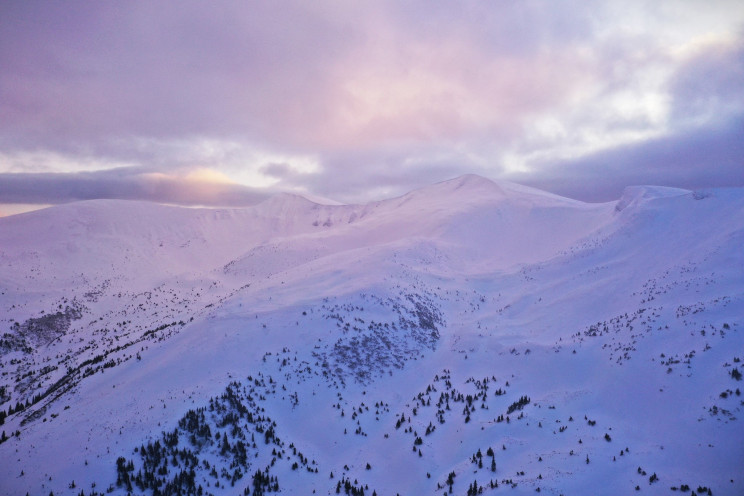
0,169,270,207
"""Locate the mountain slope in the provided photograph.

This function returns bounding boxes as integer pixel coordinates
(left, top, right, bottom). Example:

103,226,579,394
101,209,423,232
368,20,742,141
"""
0,176,742,496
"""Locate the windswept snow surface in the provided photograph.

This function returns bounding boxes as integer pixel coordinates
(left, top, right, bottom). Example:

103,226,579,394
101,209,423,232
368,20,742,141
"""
0,175,742,495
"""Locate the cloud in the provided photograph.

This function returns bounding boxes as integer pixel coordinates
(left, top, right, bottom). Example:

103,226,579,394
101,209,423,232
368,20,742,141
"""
669,38,744,124
1,2,588,152
0,2,355,150
1,1,743,209
515,37,744,202
512,113,744,202
259,163,300,180
0,167,272,207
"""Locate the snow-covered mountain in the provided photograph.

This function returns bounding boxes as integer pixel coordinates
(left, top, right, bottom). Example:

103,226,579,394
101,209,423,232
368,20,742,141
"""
0,175,742,496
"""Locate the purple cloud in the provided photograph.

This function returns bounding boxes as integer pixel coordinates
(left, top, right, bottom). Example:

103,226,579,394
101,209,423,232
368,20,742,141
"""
669,40,744,124
512,114,744,202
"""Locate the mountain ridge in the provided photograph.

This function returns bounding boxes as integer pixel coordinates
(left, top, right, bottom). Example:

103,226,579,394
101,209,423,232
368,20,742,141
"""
0,175,742,496
0,173,611,223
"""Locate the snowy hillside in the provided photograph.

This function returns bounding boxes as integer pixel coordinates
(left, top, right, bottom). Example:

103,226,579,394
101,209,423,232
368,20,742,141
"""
0,175,742,496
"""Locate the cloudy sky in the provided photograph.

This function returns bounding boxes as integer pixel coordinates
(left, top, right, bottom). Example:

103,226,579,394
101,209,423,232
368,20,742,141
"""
1,1,743,215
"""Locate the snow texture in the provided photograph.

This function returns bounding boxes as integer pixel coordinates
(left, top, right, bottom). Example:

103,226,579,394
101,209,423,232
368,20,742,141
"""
0,175,742,495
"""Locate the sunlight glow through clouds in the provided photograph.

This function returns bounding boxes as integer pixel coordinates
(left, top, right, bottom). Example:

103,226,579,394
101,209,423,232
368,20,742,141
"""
123,137,321,189
182,168,234,184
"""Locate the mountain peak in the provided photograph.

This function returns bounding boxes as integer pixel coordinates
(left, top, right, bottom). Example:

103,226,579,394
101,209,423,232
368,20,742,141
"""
434,174,504,192
255,192,320,211
413,174,580,206
446,173,500,188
